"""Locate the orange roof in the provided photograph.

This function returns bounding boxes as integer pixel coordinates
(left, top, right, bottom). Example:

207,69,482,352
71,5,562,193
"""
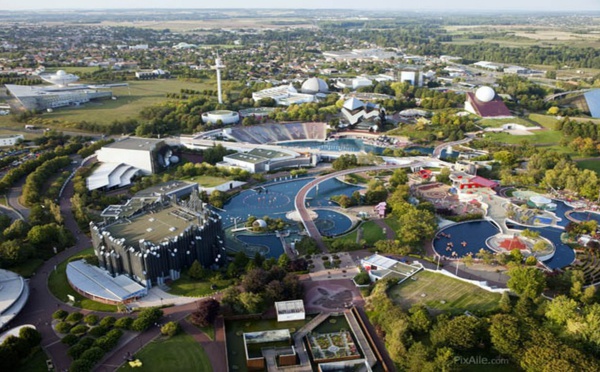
499,236,527,251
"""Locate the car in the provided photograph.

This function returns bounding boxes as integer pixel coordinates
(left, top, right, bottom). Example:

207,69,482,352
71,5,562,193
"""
46,359,54,371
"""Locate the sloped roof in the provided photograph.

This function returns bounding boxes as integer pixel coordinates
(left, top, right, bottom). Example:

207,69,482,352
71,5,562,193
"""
499,236,527,251
584,89,600,118
343,97,364,111
466,92,512,118
469,176,498,188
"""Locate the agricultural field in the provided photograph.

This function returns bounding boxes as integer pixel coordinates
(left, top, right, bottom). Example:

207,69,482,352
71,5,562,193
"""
388,270,501,314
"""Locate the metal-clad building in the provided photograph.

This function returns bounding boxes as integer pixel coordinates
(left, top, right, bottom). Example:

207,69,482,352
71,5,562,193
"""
90,191,225,288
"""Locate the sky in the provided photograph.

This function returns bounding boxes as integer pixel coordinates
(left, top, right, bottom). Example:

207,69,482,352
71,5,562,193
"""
3,1,599,11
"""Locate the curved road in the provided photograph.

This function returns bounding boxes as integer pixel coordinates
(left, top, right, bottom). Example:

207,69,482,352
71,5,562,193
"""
432,137,472,158
294,159,433,251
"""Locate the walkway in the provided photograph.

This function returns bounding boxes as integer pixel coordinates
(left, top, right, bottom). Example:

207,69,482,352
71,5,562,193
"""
432,137,472,158
372,219,396,240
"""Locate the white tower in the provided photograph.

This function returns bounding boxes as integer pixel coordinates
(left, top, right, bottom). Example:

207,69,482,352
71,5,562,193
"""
213,56,225,104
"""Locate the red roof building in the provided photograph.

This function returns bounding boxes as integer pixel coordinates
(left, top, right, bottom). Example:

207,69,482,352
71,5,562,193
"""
465,90,513,118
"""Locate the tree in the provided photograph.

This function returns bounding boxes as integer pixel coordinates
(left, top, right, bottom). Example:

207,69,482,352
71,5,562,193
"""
241,268,267,293
489,314,523,358
507,267,546,299
431,315,484,351
545,295,579,326
408,305,432,334
19,327,41,348
161,321,181,337
277,253,290,268
239,292,263,314
389,168,408,188
190,299,220,327
188,260,206,280
499,291,512,313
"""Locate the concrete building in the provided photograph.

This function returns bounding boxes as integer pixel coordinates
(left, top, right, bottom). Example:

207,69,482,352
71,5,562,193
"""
0,269,29,329
219,147,315,174
88,137,175,191
252,84,316,106
90,190,225,288
0,134,24,147
275,300,305,322
341,97,381,126
202,110,240,125
6,84,112,111
464,87,513,118
334,77,373,90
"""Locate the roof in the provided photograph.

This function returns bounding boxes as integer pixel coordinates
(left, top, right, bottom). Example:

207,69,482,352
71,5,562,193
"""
465,92,513,118
275,299,305,315
343,97,364,111
225,152,269,164
247,148,290,160
469,176,499,188
584,89,600,118
499,236,527,251
66,260,147,302
0,269,25,318
87,162,141,190
103,137,162,151
134,180,197,199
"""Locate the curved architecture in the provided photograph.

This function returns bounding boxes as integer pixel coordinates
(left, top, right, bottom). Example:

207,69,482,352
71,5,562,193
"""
0,269,29,329
301,77,328,94
202,110,240,125
39,70,79,86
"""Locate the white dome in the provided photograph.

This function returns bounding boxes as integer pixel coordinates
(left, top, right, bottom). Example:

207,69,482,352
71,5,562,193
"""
301,77,328,94
252,219,267,228
475,86,496,103
56,70,67,76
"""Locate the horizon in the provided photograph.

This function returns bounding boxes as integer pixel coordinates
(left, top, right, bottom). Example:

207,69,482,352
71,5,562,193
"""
3,1,599,12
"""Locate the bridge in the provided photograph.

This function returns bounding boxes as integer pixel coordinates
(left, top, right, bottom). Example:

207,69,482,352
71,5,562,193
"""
432,137,473,158
294,157,450,251
543,89,592,103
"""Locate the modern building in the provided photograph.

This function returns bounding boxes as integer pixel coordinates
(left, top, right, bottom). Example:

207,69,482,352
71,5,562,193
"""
0,134,24,147
88,137,175,190
0,269,29,329
252,84,316,106
400,70,423,86
464,86,513,118
334,77,373,90
341,97,382,126
219,147,315,174
225,122,327,144
6,84,112,111
300,77,328,94
90,190,226,288
38,70,79,86
202,110,240,125
568,89,600,118
360,254,423,283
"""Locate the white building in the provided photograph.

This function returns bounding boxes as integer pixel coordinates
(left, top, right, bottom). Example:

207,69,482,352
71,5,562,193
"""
334,77,373,90
275,300,305,322
0,134,24,147
400,71,423,86
202,110,240,125
252,84,315,106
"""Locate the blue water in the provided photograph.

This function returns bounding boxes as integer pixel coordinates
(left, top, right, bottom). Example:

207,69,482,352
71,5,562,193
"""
433,220,499,257
235,234,284,258
282,139,385,154
307,178,362,207
405,146,456,159
570,211,600,224
314,209,353,236
506,223,575,270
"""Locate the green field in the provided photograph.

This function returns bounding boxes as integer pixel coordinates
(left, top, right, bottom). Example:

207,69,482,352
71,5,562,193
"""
119,333,212,372
186,175,234,188
38,79,219,126
388,270,500,314
334,220,388,247
576,159,600,174
168,272,235,297
484,129,562,145
528,113,559,129
48,248,117,312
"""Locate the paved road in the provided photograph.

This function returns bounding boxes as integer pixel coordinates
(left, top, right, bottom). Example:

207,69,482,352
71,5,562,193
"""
6,178,29,219
432,137,472,158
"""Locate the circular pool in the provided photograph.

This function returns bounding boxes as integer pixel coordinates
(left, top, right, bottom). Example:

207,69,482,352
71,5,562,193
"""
434,220,499,258
235,233,284,258
314,209,353,236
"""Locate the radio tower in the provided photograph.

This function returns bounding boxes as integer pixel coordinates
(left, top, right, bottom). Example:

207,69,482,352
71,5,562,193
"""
213,54,225,104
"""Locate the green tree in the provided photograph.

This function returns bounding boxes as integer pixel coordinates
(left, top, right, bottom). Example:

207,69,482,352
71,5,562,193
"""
507,266,546,299
160,321,181,337
431,315,485,351
489,314,523,358
188,260,206,280
546,295,579,326
239,292,263,314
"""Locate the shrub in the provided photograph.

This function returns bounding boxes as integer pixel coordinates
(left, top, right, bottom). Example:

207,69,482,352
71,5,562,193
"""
354,271,371,285
68,343,88,360
55,321,73,334
131,308,163,332
114,317,133,330
61,334,79,346
525,256,538,266
66,312,84,323
88,325,109,338
79,347,105,364
69,358,94,372
99,316,116,328
19,327,41,348
83,314,99,325
190,299,220,327
52,309,68,320
70,324,89,336
160,321,181,337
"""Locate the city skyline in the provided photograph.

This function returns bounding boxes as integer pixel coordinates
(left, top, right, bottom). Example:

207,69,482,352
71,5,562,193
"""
3,0,599,11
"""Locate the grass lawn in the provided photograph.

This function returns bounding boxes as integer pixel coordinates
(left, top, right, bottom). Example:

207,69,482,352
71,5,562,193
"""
168,272,235,297
16,347,48,372
478,117,536,128
384,217,401,233
388,270,500,314
484,129,562,145
38,79,223,126
360,220,388,243
528,113,559,129
119,333,212,372
576,159,600,174
186,175,234,188
48,248,117,312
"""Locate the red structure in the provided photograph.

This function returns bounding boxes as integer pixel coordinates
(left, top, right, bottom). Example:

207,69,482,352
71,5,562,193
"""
498,235,527,251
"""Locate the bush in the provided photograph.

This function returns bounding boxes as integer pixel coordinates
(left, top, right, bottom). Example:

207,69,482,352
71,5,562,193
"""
114,317,133,330
68,343,88,360
525,256,538,266
99,316,116,328
131,308,163,332
88,325,109,338
52,309,68,320
70,324,89,336
79,347,105,364
160,321,181,337
190,299,220,327
19,327,41,348
66,312,84,323
55,321,73,334
83,314,99,325
69,358,94,372
354,271,371,285
61,334,79,346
